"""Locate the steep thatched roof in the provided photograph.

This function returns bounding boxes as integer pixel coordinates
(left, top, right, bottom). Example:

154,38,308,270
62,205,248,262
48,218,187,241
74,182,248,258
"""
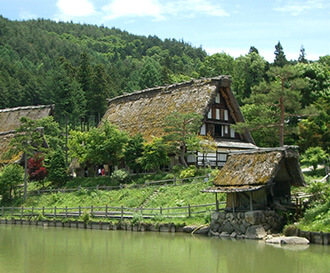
102,76,254,143
0,105,54,134
0,105,54,164
205,147,305,193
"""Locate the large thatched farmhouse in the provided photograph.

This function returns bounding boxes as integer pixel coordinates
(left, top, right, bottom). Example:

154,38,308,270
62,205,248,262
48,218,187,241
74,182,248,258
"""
102,76,256,168
0,104,54,164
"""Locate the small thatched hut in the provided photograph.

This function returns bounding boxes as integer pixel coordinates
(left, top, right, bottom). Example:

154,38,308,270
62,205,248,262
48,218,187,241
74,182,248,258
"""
0,105,54,164
101,76,256,167
204,146,305,211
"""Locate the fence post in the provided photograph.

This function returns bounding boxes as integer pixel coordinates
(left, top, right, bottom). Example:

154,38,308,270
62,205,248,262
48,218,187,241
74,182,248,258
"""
1,206,3,217
160,207,162,215
140,207,143,215
188,204,191,218
105,205,108,218
65,206,68,218
11,207,14,216
54,206,57,218
79,206,81,217
21,206,24,220
121,206,124,221
91,205,94,217
42,206,45,216
173,176,176,186
32,207,34,216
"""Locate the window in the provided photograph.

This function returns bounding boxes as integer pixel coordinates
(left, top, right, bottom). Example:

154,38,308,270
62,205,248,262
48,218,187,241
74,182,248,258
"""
224,110,228,121
230,127,235,138
215,93,220,104
224,125,228,134
218,153,227,162
216,108,220,120
200,124,206,135
215,125,221,137
207,109,212,119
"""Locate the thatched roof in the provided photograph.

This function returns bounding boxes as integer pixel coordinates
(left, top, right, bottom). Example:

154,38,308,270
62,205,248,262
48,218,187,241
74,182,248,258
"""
0,105,54,134
204,146,305,193
0,105,54,164
102,76,254,143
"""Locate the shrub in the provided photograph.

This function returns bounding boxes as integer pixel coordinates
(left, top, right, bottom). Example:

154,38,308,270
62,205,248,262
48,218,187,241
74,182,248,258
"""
110,169,130,184
179,165,197,179
132,213,143,225
81,210,90,223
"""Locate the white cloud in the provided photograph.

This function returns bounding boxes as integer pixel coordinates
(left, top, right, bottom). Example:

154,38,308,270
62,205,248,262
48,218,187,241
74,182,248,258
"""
56,0,96,17
102,0,165,20
102,0,229,21
19,9,38,20
273,0,325,16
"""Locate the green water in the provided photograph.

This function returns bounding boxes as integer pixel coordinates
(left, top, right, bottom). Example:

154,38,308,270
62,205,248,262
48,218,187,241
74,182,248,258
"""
0,225,329,273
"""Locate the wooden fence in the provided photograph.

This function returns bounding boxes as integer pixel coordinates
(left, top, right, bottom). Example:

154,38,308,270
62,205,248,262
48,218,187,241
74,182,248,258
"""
1,202,224,221
21,175,210,197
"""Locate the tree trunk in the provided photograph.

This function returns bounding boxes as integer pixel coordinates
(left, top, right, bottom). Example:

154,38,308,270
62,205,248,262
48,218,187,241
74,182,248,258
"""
23,152,28,200
279,96,284,147
180,144,188,168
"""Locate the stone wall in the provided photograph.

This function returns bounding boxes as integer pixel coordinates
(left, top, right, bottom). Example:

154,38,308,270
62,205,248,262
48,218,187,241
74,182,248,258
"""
209,210,285,239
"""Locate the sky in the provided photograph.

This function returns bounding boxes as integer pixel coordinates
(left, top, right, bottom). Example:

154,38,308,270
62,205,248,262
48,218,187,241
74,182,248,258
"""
1,0,329,62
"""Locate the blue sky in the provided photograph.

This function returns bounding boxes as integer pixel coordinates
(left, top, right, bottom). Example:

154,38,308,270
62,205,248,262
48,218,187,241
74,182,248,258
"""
1,0,329,62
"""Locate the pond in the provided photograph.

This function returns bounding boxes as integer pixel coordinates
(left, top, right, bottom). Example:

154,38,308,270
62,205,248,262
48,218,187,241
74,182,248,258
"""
0,225,329,273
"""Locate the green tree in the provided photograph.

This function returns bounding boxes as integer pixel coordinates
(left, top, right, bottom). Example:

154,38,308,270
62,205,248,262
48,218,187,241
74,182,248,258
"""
48,149,68,186
0,164,24,201
232,52,267,103
199,53,234,77
298,45,308,64
138,57,162,89
233,65,306,147
298,98,330,153
163,112,202,167
274,41,287,67
138,137,169,171
301,147,328,172
124,134,144,173
4,117,46,199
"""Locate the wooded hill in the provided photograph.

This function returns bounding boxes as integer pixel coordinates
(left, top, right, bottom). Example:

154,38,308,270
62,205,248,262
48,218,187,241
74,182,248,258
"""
0,16,329,150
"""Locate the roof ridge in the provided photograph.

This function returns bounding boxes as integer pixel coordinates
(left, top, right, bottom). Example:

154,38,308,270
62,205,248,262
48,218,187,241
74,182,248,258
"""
0,104,54,113
107,75,231,103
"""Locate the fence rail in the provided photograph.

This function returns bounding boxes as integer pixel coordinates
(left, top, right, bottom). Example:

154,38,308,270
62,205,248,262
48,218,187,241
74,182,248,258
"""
1,202,225,221
22,175,209,197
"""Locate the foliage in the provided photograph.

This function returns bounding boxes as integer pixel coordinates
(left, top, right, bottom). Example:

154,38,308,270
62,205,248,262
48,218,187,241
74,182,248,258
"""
27,153,47,182
132,213,144,225
298,98,330,153
48,149,68,186
110,169,130,184
0,164,24,201
163,112,202,167
297,182,330,232
301,147,328,172
179,165,197,179
81,210,90,223
138,137,169,171
124,134,144,172
233,65,306,147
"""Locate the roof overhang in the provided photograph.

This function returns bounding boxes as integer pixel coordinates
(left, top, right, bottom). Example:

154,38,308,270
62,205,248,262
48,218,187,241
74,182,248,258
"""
202,184,268,193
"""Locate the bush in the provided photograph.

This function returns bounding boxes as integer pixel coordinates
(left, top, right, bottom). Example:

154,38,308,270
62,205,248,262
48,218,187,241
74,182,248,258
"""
179,165,197,179
0,164,24,201
132,213,143,224
110,169,130,184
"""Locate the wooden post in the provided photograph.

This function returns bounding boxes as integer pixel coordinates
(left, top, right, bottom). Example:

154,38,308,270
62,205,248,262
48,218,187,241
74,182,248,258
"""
32,207,34,216
188,204,191,218
21,206,24,220
140,207,143,215
173,176,176,186
42,206,45,216
121,206,124,221
78,206,81,217
215,193,219,212
65,206,68,218
160,207,162,215
105,205,108,218
91,205,93,217
54,206,57,218
249,192,253,211
232,193,235,213
11,207,14,216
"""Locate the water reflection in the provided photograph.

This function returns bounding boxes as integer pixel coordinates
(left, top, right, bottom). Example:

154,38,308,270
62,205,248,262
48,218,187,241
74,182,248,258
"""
0,225,329,273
